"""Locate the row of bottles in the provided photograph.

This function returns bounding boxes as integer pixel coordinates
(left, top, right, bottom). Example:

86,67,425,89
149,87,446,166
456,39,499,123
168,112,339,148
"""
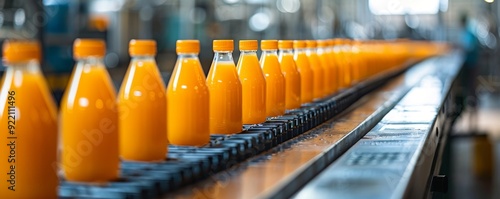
0,39,449,198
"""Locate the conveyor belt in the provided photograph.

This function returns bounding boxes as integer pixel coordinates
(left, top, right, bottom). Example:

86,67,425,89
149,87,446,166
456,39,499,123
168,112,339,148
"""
166,52,462,199
293,52,463,199
58,57,417,198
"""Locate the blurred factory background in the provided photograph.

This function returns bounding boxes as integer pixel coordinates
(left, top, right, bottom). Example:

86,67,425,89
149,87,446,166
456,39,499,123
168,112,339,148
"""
1,1,500,198
1,0,499,76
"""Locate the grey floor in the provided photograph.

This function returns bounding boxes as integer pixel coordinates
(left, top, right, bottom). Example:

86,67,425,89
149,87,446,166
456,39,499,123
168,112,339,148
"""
446,92,500,199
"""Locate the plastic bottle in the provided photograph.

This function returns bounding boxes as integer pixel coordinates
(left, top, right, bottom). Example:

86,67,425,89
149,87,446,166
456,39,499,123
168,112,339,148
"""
293,40,313,104
332,39,348,88
118,39,167,161
0,40,58,198
207,40,242,134
60,39,119,182
167,40,210,146
278,40,301,110
236,40,267,124
327,39,342,90
340,39,352,89
305,40,324,99
317,40,334,95
260,40,285,117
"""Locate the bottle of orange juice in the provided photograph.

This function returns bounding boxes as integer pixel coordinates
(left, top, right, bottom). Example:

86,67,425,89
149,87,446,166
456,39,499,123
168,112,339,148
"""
332,39,348,89
260,40,285,117
293,40,313,104
278,40,301,110
236,40,267,124
60,39,119,182
351,40,362,85
327,39,342,90
305,40,324,99
118,39,167,161
167,40,210,146
317,40,334,95
341,39,353,88
0,41,58,198
207,40,242,134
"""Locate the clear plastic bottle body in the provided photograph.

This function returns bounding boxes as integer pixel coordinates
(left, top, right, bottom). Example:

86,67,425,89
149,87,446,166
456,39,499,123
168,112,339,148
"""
167,53,210,146
118,56,167,161
207,50,242,134
236,50,267,124
260,50,286,117
293,48,314,104
0,60,58,198
278,48,301,110
60,57,120,182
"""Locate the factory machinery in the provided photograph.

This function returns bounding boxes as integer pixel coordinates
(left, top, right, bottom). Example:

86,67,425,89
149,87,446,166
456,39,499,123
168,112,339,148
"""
57,48,464,199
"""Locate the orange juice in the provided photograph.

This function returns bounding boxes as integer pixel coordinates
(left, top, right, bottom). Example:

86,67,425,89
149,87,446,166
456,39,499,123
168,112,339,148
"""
317,40,334,95
260,40,285,117
305,40,324,99
0,41,58,198
60,39,119,182
293,40,313,104
207,40,242,134
118,40,167,161
278,40,301,110
167,40,210,146
237,40,267,124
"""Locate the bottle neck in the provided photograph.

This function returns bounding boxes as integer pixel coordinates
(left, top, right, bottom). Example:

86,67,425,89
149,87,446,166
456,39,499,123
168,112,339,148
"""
317,47,327,53
262,50,278,56
5,60,41,73
306,47,316,54
177,53,199,59
240,50,257,55
278,48,293,55
131,55,155,61
333,45,341,52
294,48,307,54
213,51,234,62
342,44,352,52
76,56,105,67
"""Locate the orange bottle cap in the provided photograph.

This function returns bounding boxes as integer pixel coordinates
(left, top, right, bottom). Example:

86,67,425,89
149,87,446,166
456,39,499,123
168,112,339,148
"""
129,39,156,56
73,38,106,59
239,40,258,51
261,40,278,50
326,39,334,46
332,38,343,45
278,40,293,49
306,40,317,48
317,40,328,47
341,38,351,45
293,40,306,49
2,40,41,63
176,40,200,54
213,40,234,51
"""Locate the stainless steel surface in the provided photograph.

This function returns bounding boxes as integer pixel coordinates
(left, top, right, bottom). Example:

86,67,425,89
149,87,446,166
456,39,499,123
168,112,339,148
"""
293,52,463,199
165,54,457,199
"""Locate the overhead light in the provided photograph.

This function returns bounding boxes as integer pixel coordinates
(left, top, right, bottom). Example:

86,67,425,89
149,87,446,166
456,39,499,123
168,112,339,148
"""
249,12,270,32
485,0,494,3
276,0,301,14
223,0,240,4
